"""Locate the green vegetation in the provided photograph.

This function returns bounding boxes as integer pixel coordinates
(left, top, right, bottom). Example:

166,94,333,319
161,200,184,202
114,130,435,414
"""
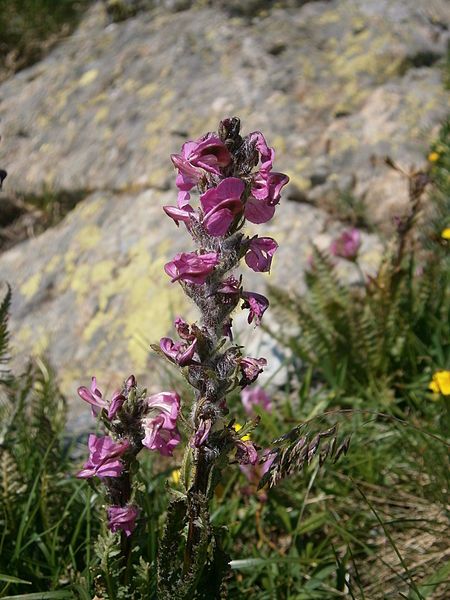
0,123,448,598
0,0,91,79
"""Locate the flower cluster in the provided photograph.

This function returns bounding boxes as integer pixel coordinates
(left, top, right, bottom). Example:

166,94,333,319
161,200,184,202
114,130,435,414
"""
77,376,181,536
76,118,289,560
160,117,288,465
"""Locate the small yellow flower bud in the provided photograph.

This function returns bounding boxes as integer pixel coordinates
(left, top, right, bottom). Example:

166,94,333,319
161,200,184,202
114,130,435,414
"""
428,370,450,396
441,228,450,240
233,423,250,441
428,152,439,162
170,469,181,485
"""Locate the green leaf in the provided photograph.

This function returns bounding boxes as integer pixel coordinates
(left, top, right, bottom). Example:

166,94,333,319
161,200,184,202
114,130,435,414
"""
0,574,31,584
1,592,73,599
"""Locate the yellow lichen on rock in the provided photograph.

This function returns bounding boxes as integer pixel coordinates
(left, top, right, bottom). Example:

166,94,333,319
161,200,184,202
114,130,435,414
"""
74,224,103,251
79,69,99,87
20,273,42,299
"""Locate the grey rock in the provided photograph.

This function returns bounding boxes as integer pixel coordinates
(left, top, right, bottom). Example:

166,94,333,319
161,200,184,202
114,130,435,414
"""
0,0,447,412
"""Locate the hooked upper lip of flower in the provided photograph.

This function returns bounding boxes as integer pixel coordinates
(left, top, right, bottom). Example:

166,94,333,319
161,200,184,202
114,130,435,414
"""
77,376,125,419
160,336,198,367
171,134,232,207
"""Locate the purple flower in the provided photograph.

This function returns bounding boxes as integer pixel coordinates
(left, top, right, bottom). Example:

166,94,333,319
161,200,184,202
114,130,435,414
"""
107,504,139,537
244,196,276,225
77,377,105,416
200,177,244,236
142,391,181,456
217,275,241,296
163,205,195,227
171,134,231,206
240,449,276,487
251,171,289,205
181,134,231,175
160,337,197,366
107,391,126,420
235,439,259,465
239,357,267,386
241,386,272,415
77,377,125,419
125,374,136,390
249,132,275,175
330,228,361,261
77,434,129,479
192,418,212,448
174,316,195,341
245,237,278,273
146,391,180,429
142,415,181,456
241,291,269,326
164,252,219,285
245,172,289,224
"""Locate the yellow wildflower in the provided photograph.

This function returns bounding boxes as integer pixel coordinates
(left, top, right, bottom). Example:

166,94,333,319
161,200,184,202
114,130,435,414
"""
233,423,250,441
428,152,439,162
441,228,450,240
170,469,181,485
428,370,450,396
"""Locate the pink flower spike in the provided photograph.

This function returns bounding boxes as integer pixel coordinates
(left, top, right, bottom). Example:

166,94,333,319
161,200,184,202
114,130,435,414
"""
142,415,181,456
163,205,195,227
245,237,278,273
164,252,219,285
107,505,139,537
330,228,361,261
241,291,269,326
146,391,180,429
241,387,272,415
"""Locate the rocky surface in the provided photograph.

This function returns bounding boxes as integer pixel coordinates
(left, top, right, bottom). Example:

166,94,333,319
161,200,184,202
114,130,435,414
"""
0,0,448,411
